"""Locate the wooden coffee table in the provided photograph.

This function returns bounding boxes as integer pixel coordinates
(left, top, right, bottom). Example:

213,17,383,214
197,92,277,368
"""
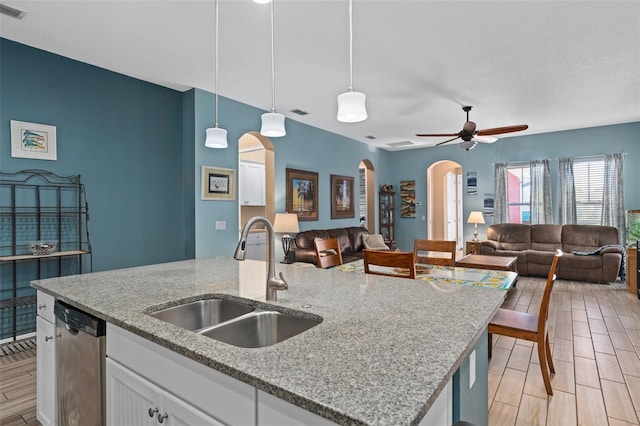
456,254,518,273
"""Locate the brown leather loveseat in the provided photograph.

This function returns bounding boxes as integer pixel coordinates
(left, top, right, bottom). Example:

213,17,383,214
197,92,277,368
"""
480,223,624,283
291,227,369,265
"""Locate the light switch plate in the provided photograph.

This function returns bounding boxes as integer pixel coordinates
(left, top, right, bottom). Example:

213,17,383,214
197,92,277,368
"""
469,350,476,389
215,220,226,230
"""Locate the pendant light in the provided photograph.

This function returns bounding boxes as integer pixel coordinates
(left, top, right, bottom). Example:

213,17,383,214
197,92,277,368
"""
260,0,286,137
205,0,228,148
337,0,367,123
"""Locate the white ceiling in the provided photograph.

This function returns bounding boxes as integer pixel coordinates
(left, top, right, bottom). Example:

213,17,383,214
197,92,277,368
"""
1,0,639,151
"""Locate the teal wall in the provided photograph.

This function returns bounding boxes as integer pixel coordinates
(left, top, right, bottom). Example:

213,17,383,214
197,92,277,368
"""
388,122,640,251
0,39,186,272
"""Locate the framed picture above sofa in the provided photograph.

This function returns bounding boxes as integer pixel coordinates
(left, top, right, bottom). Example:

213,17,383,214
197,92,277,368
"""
286,168,318,221
331,174,354,219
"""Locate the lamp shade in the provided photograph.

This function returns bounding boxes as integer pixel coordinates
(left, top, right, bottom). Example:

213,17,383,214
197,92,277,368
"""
337,90,367,123
204,127,228,148
467,211,485,224
260,112,286,137
273,213,299,234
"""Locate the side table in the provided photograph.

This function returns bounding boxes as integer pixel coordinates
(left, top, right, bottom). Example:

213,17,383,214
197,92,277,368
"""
466,241,482,255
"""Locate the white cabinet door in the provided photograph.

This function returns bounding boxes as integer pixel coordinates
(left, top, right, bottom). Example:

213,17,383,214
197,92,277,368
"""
245,232,266,261
36,316,57,426
240,161,265,206
107,358,223,426
107,358,159,426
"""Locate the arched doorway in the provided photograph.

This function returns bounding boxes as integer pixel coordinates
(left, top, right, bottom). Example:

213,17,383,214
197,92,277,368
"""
359,160,375,233
238,131,275,227
427,160,463,249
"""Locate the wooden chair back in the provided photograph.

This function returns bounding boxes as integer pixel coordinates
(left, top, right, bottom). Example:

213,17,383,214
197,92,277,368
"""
363,249,416,279
488,249,562,395
314,238,343,269
413,239,456,267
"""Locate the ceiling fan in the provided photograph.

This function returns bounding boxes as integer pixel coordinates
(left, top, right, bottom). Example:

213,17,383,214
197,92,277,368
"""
416,106,529,150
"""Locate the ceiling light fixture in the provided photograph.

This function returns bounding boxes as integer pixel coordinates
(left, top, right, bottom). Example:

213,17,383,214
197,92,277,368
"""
459,140,478,151
260,0,286,137
204,0,228,149
337,0,367,123
0,3,26,19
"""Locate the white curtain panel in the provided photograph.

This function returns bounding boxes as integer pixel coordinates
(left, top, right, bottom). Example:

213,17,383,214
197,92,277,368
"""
558,157,577,225
530,159,552,224
494,162,509,224
602,153,625,245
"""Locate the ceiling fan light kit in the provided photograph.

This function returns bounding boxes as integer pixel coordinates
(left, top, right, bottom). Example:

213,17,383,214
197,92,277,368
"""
416,105,528,149
337,0,367,123
205,0,228,149
260,0,286,137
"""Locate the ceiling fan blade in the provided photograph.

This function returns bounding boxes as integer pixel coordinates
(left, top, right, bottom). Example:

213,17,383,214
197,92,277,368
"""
472,135,498,144
476,124,529,136
435,136,461,146
416,132,460,137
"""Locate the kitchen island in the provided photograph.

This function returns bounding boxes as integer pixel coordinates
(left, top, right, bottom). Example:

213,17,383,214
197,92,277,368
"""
33,257,511,425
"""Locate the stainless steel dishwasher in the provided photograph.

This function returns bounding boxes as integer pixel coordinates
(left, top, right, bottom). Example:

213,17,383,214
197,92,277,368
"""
54,300,106,426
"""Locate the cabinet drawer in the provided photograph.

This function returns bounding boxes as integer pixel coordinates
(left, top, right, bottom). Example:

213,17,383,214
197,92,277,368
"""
247,232,265,243
36,291,55,323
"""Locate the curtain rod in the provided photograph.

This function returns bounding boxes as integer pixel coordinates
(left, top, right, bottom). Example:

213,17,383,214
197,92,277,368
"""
491,152,627,167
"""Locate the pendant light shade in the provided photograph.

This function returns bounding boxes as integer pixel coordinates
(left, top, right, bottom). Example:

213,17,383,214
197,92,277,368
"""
205,0,228,149
205,127,228,148
260,0,286,137
260,112,286,137
337,0,367,123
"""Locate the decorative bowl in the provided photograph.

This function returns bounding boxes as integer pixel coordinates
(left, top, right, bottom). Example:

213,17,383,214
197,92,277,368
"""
28,241,58,255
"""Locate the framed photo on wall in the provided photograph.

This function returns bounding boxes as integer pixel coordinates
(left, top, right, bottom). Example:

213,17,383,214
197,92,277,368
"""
201,165,235,201
331,174,354,219
10,120,57,161
286,168,318,221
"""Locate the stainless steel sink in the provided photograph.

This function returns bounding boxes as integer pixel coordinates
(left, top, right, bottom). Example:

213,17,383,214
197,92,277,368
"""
149,299,254,332
201,310,321,348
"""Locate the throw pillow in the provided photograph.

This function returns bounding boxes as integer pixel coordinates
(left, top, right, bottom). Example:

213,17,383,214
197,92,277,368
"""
363,234,390,250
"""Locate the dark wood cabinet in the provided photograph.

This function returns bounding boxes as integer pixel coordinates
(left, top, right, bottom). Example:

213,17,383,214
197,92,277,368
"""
379,191,395,246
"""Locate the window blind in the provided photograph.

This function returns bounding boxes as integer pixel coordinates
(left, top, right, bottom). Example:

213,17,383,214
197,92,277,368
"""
574,158,604,225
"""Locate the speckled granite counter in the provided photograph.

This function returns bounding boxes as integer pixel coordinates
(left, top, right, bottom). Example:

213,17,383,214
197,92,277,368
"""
32,257,508,425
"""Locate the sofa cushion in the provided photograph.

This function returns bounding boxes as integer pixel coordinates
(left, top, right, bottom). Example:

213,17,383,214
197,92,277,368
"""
486,223,532,251
327,228,352,254
527,249,557,266
362,234,390,250
559,253,603,270
294,229,330,250
562,225,619,253
346,226,368,253
531,224,562,252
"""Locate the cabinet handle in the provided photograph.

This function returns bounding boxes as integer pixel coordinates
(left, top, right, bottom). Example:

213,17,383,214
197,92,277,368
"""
157,413,169,423
45,336,53,342
38,304,46,310
148,407,158,417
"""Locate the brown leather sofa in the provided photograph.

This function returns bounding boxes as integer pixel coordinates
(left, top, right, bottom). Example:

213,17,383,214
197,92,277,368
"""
480,223,624,283
291,227,369,265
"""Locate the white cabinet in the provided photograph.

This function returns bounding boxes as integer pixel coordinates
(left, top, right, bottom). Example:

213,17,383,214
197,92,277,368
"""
240,161,265,206
36,291,57,426
107,324,255,426
107,358,222,426
246,231,266,261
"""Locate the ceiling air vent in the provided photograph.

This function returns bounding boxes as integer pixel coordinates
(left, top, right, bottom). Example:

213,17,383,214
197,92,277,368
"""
0,3,26,19
365,135,376,140
291,109,308,116
386,141,415,148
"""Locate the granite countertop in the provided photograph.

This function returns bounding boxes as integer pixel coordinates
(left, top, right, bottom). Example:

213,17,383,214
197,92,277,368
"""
32,257,506,425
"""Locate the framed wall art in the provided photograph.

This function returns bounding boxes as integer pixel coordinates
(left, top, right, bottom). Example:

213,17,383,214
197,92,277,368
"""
286,168,318,221
331,174,354,219
201,165,235,201
400,180,416,218
10,120,57,161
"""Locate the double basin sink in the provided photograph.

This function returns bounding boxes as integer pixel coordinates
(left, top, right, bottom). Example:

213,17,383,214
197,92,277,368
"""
149,298,321,348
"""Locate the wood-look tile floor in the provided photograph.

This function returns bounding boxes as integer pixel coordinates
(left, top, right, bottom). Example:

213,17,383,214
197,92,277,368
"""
0,349,39,425
0,277,638,426
489,276,640,426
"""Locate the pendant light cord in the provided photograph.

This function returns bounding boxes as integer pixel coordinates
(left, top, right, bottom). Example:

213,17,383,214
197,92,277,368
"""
270,0,276,113
348,0,353,91
215,0,220,127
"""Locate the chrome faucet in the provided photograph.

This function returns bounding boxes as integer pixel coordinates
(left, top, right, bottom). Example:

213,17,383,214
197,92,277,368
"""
234,216,288,301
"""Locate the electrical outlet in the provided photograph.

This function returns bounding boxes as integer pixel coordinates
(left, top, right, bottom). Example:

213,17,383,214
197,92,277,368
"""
469,350,476,389
215,220,226,230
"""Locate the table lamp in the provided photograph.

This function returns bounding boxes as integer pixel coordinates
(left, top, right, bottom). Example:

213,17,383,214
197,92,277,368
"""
467,211,485,242
273,213,299,264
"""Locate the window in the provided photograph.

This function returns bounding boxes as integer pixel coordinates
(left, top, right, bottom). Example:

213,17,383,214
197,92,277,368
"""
507,166,530,224
574,157,604,225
